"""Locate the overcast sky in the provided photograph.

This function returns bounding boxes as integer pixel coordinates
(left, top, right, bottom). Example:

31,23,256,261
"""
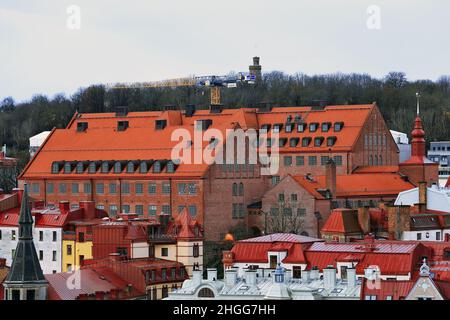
1,0,449,102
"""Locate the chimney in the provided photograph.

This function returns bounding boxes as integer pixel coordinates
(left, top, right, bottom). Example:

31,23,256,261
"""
225,269,237,287
159,213,170,233
346,267,357,288
13,188,24,205
387,205,411,240
357,206,370,234
301,270,310,283
323,266,337,290
418,181,427,212
192,269,203,286
79,201,96,220
325,159,337,197
244,269,257,286
207,268,218,282
310,267,319,280
59,201,70,213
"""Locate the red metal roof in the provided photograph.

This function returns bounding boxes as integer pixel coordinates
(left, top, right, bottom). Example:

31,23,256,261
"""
239,233,321,243
321,209,362,234
361,278,415,300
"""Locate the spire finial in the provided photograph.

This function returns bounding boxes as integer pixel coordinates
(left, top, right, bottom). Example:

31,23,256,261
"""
420,257,431,277
416,92,421,115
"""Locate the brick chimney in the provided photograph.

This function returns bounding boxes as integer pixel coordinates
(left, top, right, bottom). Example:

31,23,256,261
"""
59,201,70,213
222,251,235,270
418,181,427,213
357,206,370,234
387,205,411,240
79,201,96,220
325,159,337,197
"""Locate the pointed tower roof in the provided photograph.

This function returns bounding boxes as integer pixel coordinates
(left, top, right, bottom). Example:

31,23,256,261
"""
4,185,47,284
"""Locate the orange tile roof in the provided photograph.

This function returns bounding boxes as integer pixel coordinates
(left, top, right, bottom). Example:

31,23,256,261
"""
321,209,363,234
20,104,376,179
292,172,415,199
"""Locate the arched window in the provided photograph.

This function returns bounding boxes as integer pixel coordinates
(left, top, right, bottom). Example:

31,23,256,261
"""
153,161,161,173
127,162,135,173
89,162,97,173
232,183,238,196
369,155,373,166
101,161,110,173
140,161,148,173
198,288,215,298
374,155,378,166
64,162,72,174
238,183,244,196
379,155,383,165
114,161,122,173
76,162,84,174
167,161,175,173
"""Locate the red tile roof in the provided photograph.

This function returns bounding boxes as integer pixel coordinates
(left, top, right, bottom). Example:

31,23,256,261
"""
361,278,415,300
20,104,376,180
292,172,414,199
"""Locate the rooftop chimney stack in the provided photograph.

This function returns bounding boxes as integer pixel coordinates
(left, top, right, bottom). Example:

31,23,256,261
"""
245,269,257,286
323,266,337,290
225,269,237,287
301,270,310,283
207,268,218,282
357,206,370,234
325,159,337,197
347,267,357,288
192,269,203,286
418,181,427,212
310,267,319,280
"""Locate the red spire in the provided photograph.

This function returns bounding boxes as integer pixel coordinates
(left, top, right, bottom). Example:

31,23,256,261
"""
411,115,426,158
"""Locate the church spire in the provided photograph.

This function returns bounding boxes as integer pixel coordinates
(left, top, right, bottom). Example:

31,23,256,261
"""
3,184,48,300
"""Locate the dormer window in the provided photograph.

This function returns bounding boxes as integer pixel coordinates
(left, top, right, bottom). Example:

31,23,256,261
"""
127,161,135,173
334,122,344,132
321,122,331,132
114,161,122,173
279,138,287,147
327,136,337,147
153,161,161,173
64,162,72,174
167,161,175,173
101,161,110,173
155,119,167,130
297,123,306,133
88,161,97,174
273,123,283,133
289,138,299,147
117,121,129,131
309,123,319,132
76,162,85,174
301,137,311,147
195,119,213,131
52,162,60,174
260,124,271,132
140,161,148,173
285,123,293,133
314,137,324,147
77,122,88,132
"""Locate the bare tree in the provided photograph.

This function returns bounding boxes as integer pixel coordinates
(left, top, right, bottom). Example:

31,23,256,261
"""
263,198,306,234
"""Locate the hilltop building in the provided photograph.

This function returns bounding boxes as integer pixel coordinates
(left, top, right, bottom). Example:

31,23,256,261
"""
18,103,408,241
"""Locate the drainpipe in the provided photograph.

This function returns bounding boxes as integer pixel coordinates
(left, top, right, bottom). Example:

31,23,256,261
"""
44,178,47,205
119,179,122,213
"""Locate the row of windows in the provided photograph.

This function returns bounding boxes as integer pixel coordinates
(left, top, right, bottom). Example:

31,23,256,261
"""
261,121,344,134
144,267,186,284
35,181,196,196
52,160,177,175
270,207,307,216
232,183,244,196
283,155,343,167
0,230,57,242
364,133,387,147
368,155,383,166
38,250,58,262
95,203,185,217
258,136,337,148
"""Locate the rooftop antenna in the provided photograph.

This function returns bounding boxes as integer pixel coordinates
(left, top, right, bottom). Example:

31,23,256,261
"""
416,92,421,115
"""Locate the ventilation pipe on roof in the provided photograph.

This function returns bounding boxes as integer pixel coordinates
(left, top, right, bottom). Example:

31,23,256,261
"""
301,270,310,283
192,269,203,286
323,266,337,290
418,181,427,212
347,267,357,288
225,269,237,287
207,268,218,281
244,269,257,286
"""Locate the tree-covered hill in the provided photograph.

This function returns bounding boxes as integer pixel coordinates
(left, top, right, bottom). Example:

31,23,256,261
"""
1,71,449,173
